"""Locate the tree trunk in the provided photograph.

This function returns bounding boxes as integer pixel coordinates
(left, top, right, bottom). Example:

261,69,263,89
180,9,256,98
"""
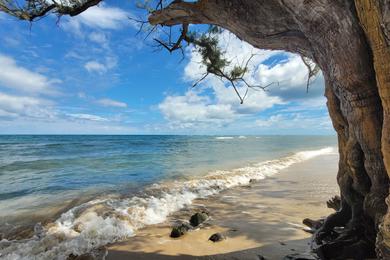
149,0,390,258
353,1,390,258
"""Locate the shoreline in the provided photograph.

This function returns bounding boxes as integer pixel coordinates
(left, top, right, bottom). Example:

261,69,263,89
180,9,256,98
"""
0,148,337,259
106,153,339,260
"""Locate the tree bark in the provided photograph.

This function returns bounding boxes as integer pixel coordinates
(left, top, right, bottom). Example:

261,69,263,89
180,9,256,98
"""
150,0,389,258
353,1,390,258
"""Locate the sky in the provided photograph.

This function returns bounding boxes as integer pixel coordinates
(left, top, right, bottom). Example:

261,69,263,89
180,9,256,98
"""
0,2,334,135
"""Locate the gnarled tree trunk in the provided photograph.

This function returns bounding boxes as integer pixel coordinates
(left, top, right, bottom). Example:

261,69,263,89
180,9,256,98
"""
150,0,390,258
353,0,390,258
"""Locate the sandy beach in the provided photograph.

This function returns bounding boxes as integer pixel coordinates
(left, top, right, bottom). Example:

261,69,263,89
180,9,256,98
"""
106,153,339,260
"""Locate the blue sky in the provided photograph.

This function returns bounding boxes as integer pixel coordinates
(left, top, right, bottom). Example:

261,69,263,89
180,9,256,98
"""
0,2,334,135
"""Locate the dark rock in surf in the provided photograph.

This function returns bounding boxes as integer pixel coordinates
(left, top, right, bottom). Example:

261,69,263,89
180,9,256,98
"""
68,246,106,260
170,223,191,238
190,212,208,227
209,232,225,242
68,253,94,260
283,253,317,260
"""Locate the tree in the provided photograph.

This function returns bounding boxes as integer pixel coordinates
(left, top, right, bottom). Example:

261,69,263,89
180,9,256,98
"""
1,0,389,259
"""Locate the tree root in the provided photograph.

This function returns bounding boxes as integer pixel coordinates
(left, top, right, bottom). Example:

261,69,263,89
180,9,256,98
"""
304,196,377,259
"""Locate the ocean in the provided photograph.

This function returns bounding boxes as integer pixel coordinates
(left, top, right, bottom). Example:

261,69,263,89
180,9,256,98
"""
0,135,337,259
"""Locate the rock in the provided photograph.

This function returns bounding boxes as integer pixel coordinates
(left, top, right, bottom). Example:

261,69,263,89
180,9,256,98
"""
170,223,191,238
257,255,266,260
209,232,225,242
33,222,44,239
68,253,94,260
68,246,106,260
283,253,317,260
189,212,208,227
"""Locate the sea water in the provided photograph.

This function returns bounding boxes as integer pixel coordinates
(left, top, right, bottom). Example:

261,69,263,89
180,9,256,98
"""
0,135,337,259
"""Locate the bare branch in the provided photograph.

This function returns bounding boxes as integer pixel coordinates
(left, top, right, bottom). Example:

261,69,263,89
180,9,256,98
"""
301,55,320,93
0,0,102,21
192,73,209,88
153,23,189,53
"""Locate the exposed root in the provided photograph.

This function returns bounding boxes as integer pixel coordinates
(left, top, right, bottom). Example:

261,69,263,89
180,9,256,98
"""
326,196,341,211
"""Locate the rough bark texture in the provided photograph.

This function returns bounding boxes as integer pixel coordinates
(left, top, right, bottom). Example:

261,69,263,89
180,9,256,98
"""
150,0,390,258
353,0,390,258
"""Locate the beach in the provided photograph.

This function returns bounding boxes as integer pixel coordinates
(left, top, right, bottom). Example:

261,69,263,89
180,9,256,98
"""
0,136,338,259
107,153,339,260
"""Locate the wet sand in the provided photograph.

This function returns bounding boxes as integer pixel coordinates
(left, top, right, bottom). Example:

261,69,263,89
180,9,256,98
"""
107,153,339,260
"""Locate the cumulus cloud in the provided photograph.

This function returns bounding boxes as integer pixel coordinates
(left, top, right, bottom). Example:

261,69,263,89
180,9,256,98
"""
256,54,324,100
62,3,133,35
157,30,329,131
159,91,236,125
159,32,287,129
0,54,60,95
158,77,284,130
96,98,127,108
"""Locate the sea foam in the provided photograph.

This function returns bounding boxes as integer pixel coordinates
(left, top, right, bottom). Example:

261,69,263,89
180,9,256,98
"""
0,147,335,260
215,136,234,140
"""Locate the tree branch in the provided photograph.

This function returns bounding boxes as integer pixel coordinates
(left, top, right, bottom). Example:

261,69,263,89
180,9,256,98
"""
0,0,102,21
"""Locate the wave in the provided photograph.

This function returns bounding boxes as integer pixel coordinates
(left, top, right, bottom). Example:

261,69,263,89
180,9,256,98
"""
0,147,335,260
215,136,234,140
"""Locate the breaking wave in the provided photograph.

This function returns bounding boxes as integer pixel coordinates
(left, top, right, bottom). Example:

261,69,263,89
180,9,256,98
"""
0,147,335,260
215,136,234,140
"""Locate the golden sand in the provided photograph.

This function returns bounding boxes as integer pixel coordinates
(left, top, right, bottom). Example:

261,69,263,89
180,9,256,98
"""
107,154,338,260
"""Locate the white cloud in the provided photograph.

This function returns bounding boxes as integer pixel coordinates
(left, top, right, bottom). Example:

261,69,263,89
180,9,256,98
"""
89,32,108,46
0,92,55,119
255,113,332,130
184,31,324,101
62,4,132,34
159,32,285,129
184,31,276,82
159,91,236,126
256,54,324,100
77,4,129,29
84,61,107,73
159,30,326,131
96,98,127,108
84,56,117,74
158,81,283,129
67,113,108,122
210,79,283,114
0,54,59,95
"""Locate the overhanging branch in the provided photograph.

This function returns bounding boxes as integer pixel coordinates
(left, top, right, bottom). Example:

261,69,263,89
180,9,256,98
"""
0,0,102,21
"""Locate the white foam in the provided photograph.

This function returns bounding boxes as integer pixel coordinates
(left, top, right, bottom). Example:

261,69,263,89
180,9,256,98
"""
0,147,335,260
215,136,234,140
238,136,246,139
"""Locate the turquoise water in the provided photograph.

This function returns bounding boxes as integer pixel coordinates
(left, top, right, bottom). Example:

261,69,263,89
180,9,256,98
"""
0,135,337,259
